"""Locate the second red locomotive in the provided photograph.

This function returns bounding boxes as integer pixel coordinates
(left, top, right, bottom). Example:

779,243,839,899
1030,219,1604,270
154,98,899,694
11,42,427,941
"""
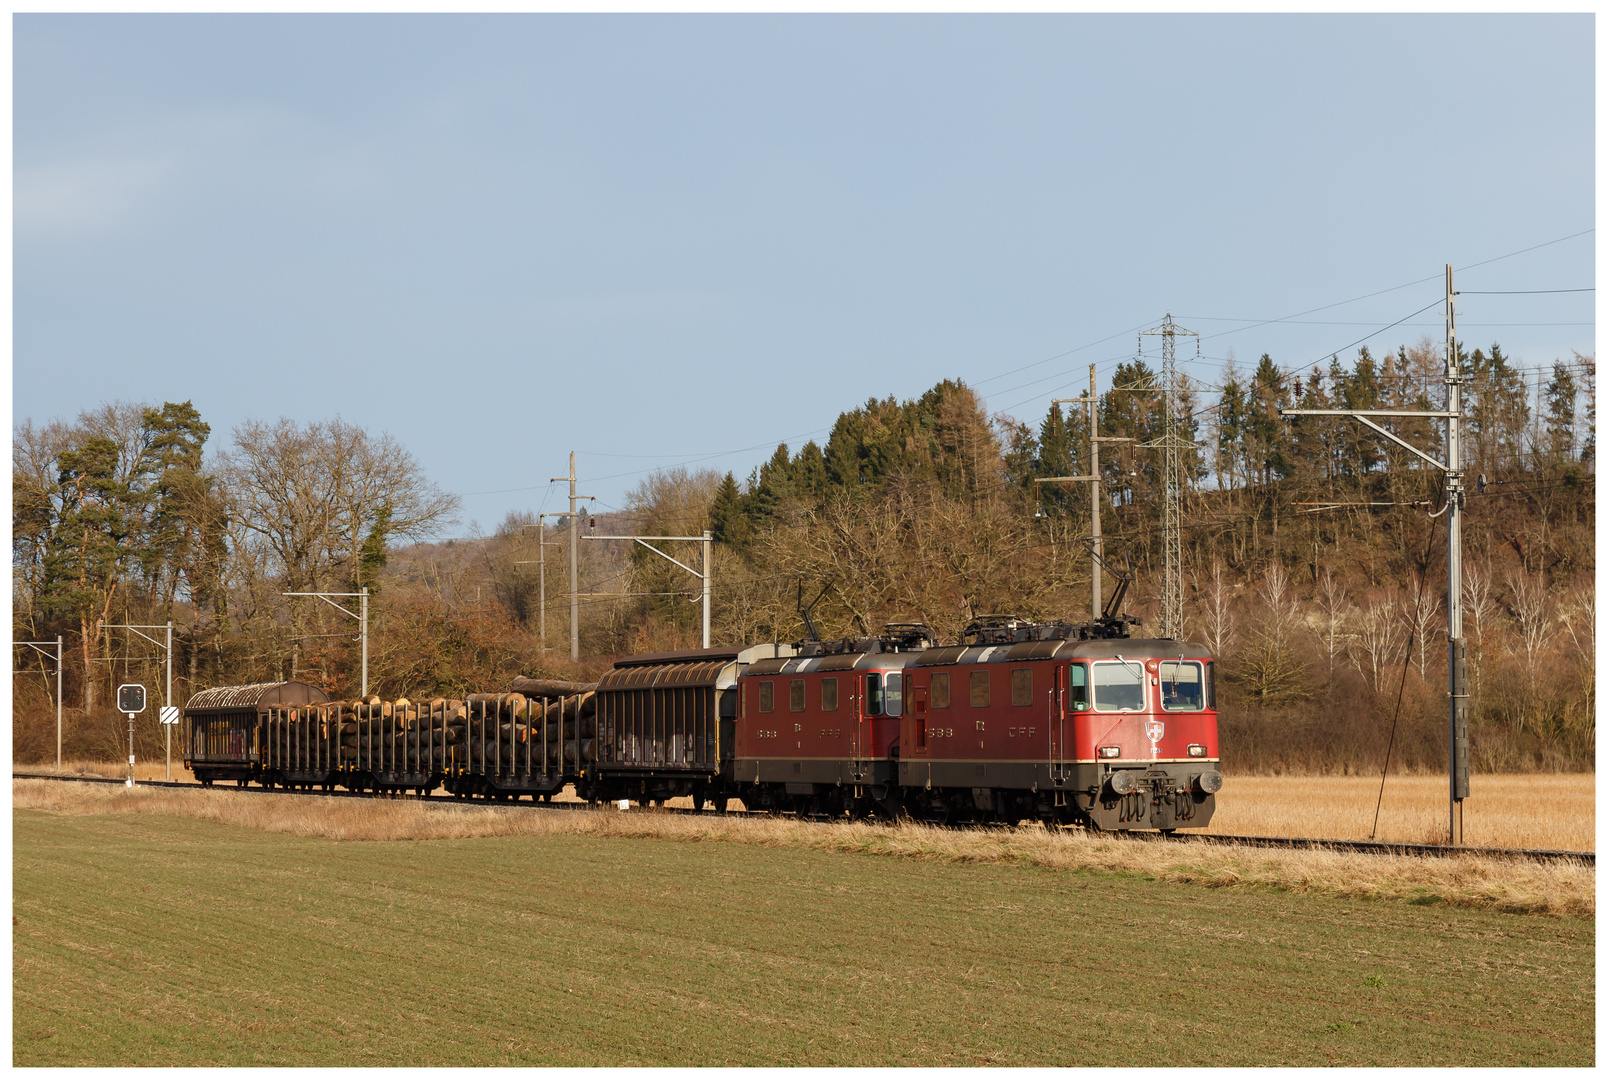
730,616,1220,830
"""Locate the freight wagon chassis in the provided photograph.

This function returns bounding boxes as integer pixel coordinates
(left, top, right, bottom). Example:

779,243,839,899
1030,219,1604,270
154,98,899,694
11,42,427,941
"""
262,768,340,792
442,770,569,801
345,769,443,796
582,767,728,810
192,765,255,787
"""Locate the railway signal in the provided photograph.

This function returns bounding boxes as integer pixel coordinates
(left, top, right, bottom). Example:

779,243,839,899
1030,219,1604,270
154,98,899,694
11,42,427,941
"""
117,683,146,787
101,621,175,778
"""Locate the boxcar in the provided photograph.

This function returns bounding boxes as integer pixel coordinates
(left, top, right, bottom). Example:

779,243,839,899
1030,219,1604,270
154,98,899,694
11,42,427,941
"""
184,681,330,786
587,643,797,809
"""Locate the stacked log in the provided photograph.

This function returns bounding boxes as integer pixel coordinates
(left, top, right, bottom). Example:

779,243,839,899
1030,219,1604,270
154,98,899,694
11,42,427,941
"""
509,677,596,698
274,687,602,774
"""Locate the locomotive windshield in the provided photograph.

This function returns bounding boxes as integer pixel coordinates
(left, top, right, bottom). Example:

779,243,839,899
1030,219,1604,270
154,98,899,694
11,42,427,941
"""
1091,660,1145,712
1159,661,1204,711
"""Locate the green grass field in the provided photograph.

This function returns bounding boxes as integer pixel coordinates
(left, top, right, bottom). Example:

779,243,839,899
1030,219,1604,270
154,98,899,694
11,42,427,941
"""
14,808,1594,1066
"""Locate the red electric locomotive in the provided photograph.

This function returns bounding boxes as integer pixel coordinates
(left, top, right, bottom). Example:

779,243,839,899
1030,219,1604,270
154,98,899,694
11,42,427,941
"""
733,623,933,818
729,615,1222,830
895,616,1220,830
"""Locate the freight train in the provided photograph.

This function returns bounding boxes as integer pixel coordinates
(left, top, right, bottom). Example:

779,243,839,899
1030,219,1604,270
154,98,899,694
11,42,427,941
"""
184,611,1221,831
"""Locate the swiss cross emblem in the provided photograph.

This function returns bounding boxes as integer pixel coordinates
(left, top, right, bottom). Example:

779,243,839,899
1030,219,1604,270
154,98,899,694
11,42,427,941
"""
1145,720,1165,743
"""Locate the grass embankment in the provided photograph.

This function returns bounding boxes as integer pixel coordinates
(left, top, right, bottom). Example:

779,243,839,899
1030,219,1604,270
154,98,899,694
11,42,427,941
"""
14,780,1593,917
13,799,1594,1066
18,763,1591,852
16,759,197,783
1206,773,1594,851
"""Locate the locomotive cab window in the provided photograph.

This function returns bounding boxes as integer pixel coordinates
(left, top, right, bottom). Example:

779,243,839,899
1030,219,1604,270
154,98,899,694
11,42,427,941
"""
930,672,950,709
1159,661,1204,711
970,670,990,708
789,680,806,712
1010,668,1033,706
885,673,903,717
1069,663,1089,711
821,677,839,712
1091,661,1145,712
759,681,774,714
1205,661,1215,709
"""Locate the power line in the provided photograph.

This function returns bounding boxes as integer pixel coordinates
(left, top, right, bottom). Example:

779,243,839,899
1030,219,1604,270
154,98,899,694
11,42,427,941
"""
1459,288,1594,295
498,228,1596,503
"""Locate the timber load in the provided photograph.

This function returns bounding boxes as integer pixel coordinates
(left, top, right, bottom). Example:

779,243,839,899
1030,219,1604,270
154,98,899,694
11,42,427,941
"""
241,680,604,795
508,676,597,697
317,690,598,764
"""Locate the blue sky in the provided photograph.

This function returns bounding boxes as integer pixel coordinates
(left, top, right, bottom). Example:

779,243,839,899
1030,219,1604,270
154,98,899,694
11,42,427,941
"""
14,15,1594,533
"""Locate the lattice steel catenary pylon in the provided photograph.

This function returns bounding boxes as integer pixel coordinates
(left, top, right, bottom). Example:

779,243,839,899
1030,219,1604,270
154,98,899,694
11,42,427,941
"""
1138,314,1197,641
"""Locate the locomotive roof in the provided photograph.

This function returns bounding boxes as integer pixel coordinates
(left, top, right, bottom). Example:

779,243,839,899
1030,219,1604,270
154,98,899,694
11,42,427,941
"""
910,637,1210,667
743,651,922,677
184,680,331,710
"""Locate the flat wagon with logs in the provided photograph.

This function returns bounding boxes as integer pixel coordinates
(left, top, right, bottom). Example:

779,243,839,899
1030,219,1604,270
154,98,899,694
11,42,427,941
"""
184,678,605,798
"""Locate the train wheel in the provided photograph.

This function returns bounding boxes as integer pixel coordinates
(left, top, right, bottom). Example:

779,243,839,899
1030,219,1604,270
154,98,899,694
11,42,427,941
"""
692,790,706,812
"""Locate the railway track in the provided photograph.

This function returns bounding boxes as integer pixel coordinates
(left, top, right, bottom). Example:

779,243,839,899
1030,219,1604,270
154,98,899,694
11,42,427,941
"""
14,771,1595,866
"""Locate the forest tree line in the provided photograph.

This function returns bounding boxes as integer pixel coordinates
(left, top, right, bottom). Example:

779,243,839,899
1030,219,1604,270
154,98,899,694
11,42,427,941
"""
13,341,1595,772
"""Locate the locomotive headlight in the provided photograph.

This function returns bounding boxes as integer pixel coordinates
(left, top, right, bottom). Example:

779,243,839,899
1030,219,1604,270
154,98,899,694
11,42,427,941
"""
1188,744,1206,758
1106,770,1139,796
1099,746,1120,759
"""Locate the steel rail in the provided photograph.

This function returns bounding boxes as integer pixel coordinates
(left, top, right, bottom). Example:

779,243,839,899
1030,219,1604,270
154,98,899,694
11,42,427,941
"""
13,772,1593,866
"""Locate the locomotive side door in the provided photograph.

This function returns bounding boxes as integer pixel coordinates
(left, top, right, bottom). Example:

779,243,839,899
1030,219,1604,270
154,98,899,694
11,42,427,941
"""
850,674,867,782
1049,663,1069,785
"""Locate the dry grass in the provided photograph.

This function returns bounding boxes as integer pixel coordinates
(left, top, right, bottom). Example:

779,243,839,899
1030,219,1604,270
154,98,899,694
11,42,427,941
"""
22,761,1589,852
15,778,1592,918
1207,773,1595,851
15,758,197,784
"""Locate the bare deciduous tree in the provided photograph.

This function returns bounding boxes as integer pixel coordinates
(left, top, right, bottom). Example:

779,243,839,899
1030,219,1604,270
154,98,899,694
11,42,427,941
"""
220,417,459,680
1241,561,1309,702
1353,592,1407,695
1308,568,1351,675
1461,561,1499,703
1556,586,1594,668
1197,560,1237,662
1407,572,1442,679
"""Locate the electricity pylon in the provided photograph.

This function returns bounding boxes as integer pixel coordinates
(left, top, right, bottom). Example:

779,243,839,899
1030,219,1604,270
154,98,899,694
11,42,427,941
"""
1139,314,1197,641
